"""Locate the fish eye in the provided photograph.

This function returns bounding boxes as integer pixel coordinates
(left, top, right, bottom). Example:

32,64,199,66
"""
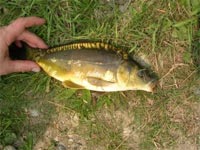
137,69,146,78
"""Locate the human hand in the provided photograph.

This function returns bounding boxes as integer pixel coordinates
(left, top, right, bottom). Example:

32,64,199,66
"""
0,16,48,75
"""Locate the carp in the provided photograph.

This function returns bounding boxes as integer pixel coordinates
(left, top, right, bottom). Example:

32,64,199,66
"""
27,41,157,92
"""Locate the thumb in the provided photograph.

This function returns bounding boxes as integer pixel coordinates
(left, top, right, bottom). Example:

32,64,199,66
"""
6,60,41,74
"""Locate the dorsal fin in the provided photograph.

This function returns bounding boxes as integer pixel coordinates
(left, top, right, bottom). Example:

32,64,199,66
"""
46,41,129,60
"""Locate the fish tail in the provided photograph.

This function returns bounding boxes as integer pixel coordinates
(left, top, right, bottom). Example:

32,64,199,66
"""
26,46,45,62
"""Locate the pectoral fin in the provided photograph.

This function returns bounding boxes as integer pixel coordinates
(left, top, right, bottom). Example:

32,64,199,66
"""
62,80,85,89
87,77,115,87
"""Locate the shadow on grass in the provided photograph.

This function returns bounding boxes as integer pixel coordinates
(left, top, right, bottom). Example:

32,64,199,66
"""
0,73,56,149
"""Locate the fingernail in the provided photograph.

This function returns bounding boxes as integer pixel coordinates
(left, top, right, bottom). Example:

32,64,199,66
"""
32,67,40,72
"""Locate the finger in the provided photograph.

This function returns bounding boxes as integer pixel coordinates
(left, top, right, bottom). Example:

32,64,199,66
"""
5,17,46,45
17,30,48,49
5,60,41,74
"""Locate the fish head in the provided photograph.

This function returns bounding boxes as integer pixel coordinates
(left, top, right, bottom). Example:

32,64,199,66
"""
128,66,158,92
117,61,157,92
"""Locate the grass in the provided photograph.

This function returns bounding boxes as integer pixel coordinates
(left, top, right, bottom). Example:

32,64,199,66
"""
0,0,200,149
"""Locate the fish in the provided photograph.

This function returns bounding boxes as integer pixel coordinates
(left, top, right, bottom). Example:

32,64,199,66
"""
26,41,157,92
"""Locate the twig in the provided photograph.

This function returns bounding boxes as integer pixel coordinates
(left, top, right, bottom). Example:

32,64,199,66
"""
114,135,129,150
163,84,178,88
153,140,159,149
156,9,166,13
173,76,179,88
160,63,188,80
181,70,197,85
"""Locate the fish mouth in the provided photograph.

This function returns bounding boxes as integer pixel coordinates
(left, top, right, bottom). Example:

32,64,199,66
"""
147,79,158,92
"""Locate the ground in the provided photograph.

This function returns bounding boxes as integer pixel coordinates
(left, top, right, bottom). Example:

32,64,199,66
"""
0,0,200,150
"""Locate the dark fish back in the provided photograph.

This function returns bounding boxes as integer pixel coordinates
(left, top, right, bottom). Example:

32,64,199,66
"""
43,48,124,65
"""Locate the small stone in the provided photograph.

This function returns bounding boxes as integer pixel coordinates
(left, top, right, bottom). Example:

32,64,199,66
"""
56,143,67,150
29,109,39,117
3,145,16,150
54,136,59,142
68,138,73,143
194,87,200,96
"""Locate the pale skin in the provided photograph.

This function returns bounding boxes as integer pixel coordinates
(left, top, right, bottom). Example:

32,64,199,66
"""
0,16,48,75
